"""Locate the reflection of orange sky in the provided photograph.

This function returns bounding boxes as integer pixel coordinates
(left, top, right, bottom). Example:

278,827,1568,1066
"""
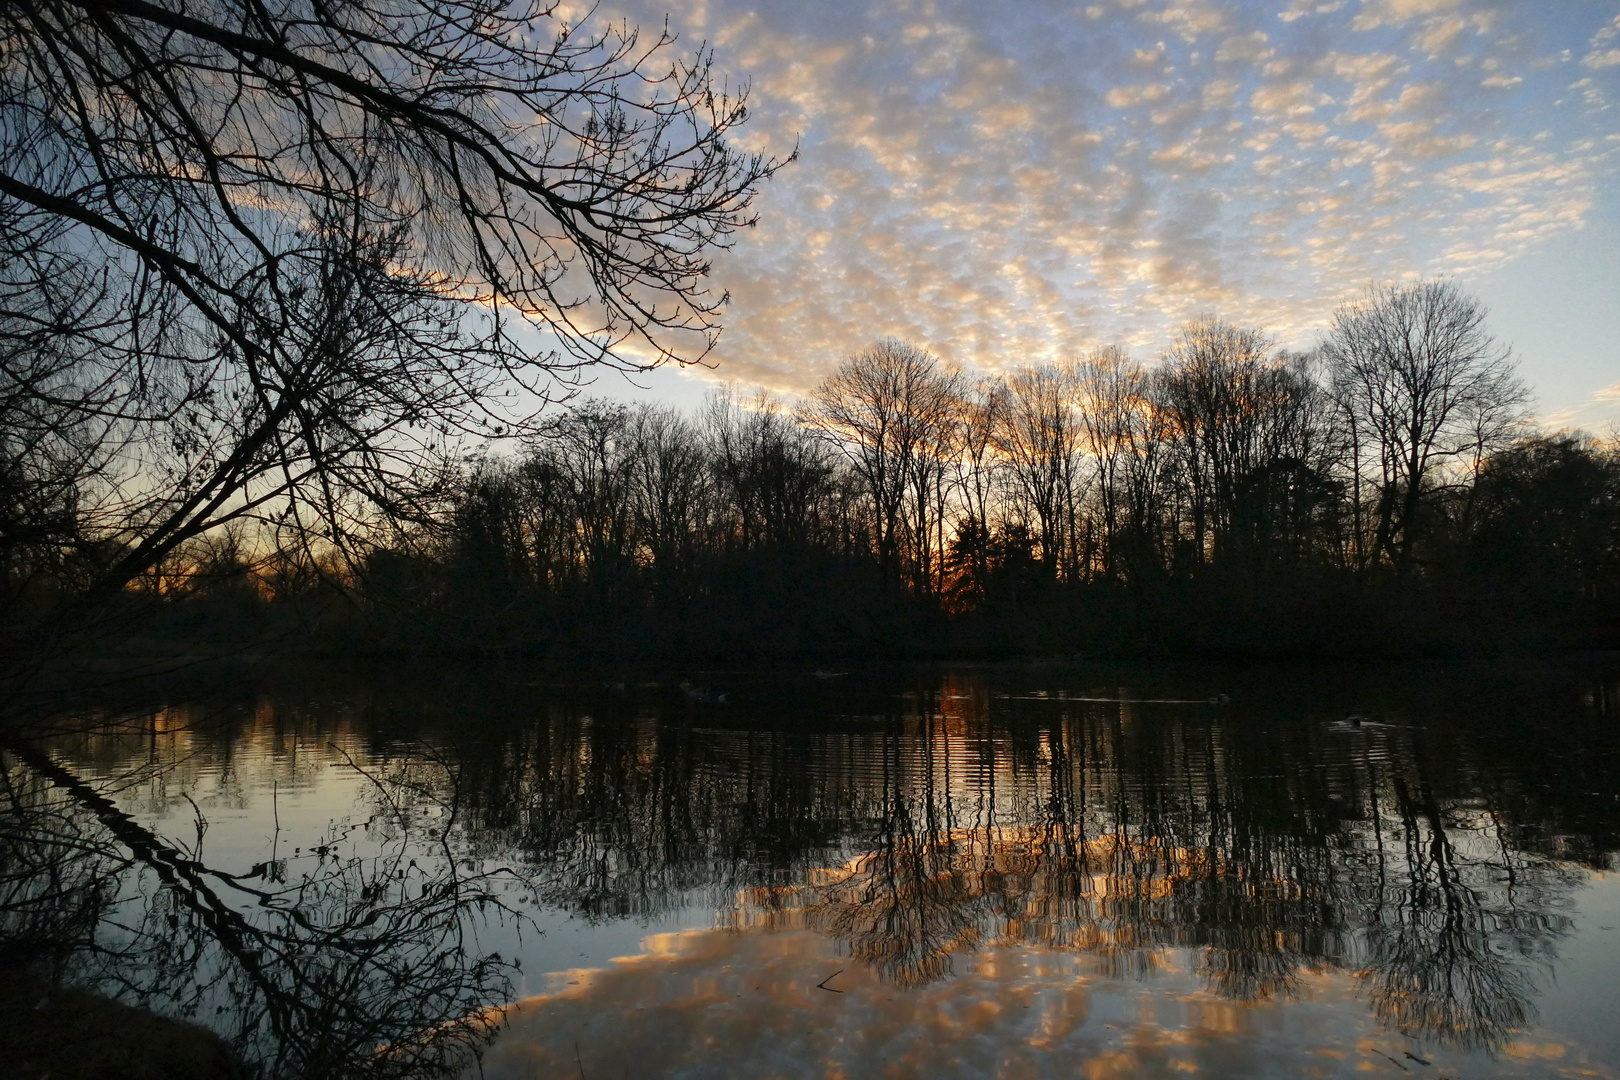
756,829,1223,907
51,698,379,809
731,829,1244,977
478,927,1606,1080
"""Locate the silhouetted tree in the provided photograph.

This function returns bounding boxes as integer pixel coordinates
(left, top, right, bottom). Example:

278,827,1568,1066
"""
543,401,639,594
630,405,711,594
1323,281,1526,569
994,364,1086,580
1466,433,1620,602
1158,318,1340,572
1076,347,1154,579
707,390,837,552
805,340,958,589
0,0,785,674
945,379,1003,599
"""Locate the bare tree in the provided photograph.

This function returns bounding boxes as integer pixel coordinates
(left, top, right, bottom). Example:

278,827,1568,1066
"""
804,340,956,588
542,401,638,590
944,379,1002,598
1323,281,1526,568
994,364,1085,578
705,389,834,551
1156,318,1343,571
902,367,963,596
1075,346,1147,580
629,404,710,586
0,0,786,669
0,304,109,618
1158,317,1275,567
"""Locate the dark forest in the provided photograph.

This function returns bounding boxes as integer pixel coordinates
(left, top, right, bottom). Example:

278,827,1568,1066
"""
11,296,1617,665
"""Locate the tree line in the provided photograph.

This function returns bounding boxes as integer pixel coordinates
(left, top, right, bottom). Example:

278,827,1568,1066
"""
0,0,1612,665
96,280,1613,660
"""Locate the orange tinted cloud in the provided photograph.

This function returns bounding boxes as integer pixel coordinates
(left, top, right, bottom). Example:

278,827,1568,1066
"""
579,0,1618,393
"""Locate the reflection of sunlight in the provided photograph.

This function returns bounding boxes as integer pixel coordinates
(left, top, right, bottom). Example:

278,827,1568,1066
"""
478,927,1570,1080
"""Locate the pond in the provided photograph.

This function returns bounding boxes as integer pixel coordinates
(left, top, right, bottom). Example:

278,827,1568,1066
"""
4,660,1619,1079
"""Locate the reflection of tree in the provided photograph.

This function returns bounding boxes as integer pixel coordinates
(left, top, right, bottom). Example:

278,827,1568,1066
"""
413,676,1608,1052
0,754,127,973
800,729,985,986
0,735,532,1080
711,696,1580,1053
1355,744,1576,1051
11,666,1613,1067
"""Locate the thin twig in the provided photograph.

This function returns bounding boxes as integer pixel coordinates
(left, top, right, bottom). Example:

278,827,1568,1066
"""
1375,1050,1410,1072
182,792,208,856
816,969,845,993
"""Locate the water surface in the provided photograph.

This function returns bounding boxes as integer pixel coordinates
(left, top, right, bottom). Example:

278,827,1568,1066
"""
6,661,1619,1078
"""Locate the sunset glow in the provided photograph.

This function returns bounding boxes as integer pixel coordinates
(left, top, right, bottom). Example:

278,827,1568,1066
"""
593,0,1619,422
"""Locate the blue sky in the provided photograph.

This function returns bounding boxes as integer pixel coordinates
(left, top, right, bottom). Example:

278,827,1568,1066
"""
576,0,1620,428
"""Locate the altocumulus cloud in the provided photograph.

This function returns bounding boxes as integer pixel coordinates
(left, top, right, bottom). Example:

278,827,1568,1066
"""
579,0,1620,391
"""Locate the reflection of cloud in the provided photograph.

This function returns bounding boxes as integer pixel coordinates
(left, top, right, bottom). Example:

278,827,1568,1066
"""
479,927,1560,1079
736,830,1257,988
578,1,1618,394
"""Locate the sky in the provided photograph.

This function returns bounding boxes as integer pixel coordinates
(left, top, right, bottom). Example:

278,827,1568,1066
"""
573,0,1620,429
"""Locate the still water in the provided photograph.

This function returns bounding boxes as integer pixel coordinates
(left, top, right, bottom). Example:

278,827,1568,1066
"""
6,661,1619,1079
